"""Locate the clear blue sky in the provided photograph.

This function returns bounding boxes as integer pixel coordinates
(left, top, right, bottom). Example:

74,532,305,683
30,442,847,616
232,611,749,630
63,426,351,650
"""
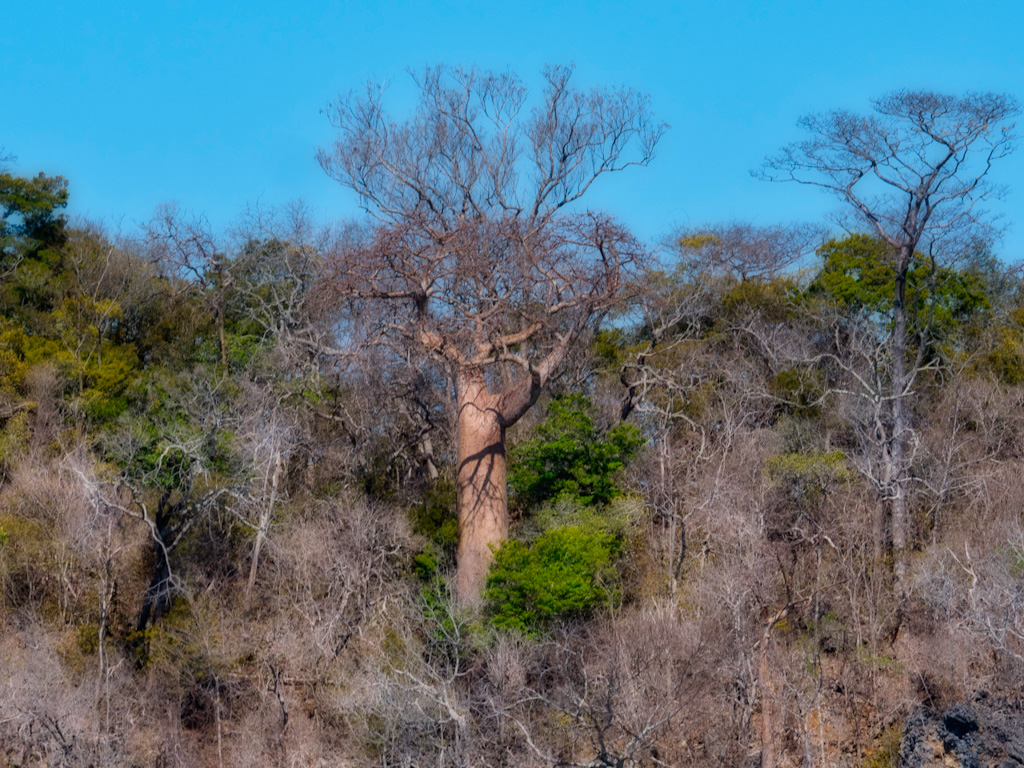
5,0,1024,259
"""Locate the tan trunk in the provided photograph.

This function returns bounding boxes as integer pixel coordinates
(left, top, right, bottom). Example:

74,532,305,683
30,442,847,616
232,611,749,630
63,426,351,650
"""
454,368,508,606
758,610,787,768
758,638,778,768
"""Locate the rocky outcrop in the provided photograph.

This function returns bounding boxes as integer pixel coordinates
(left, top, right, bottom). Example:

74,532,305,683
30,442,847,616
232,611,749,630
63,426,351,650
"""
899,696,1024,768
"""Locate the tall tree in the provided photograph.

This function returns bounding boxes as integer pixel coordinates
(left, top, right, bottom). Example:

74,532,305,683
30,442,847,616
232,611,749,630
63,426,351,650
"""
760,90,1019,586
317,65,663,603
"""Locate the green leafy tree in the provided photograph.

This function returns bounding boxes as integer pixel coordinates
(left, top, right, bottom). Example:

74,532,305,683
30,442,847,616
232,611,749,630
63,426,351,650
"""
808,234,990,338
509,393,644,511
0,171,68,266
762,90,1020,586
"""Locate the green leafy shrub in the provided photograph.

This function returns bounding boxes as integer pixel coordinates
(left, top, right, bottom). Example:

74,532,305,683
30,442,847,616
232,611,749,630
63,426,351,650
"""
0,410,30,479
770,368,824,414
861,723,902,768
719,276,798,322
410,479,458,549
0,513,56,614
509,394,643,511
765,450,852,486
983,308,1024,385
484,525,621,634
410,479,458,580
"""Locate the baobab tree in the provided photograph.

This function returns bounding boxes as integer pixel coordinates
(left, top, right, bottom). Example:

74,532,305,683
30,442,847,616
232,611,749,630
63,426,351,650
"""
760,90,1019,587
317,65,664,604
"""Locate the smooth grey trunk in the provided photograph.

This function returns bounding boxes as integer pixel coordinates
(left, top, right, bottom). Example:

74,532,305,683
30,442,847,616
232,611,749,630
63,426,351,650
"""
97,517,115,738
246,447,283,603
888,248,913,591
420,432,439,482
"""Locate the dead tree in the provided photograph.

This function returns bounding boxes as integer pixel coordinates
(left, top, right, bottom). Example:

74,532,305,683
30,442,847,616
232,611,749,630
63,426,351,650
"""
317,65,663,604
760,90,1019,587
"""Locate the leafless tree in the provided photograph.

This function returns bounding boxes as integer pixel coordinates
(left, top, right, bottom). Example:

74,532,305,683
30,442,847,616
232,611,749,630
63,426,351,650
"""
674,222,824,281
227,380,298,603
506,605,705,768
760,90,1020,587
317,64,664,603
229,202,336,358
272,496,409,675
146,205,235,366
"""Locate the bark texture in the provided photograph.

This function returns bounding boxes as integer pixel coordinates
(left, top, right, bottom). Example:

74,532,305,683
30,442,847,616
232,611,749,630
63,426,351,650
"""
454,369,508,606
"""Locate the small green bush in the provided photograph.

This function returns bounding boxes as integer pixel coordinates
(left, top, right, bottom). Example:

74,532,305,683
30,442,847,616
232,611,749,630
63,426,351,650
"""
770,368,824,414
410,479,458,548
0,409,30,479
410,478,458,581
862,724,902,768
765,450,853,504
509,394,643,511
484,525,621,634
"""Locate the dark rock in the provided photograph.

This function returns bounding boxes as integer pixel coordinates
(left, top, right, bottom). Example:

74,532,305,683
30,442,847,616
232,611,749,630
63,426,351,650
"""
945,705,980,740
900,698,1024,768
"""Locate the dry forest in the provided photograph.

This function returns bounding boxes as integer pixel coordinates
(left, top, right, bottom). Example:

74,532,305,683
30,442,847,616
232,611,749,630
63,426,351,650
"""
2,67,1024,768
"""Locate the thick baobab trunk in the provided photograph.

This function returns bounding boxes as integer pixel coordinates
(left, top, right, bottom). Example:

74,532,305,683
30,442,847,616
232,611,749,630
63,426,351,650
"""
454,368,509,606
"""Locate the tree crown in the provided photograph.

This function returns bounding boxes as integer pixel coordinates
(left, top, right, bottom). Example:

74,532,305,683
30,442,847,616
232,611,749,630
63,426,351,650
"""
316,66,663,423
760,90,1020,258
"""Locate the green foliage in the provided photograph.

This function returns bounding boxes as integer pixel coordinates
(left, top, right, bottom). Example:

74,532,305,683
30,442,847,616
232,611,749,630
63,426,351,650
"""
809,235,895,311
0,512,56,614
496,395,639,633
765,450,853,513
770,368,824,413
528,494,638,540
591,327,637,370
982,307,1024,385
0,410,30,479
0,172,68,263
509,394,643,511
678,232,720,250
765,450,851,483
808,234,991,337
861,724,903,768
484,525,621,634
719,276,798,322
410,479,458,549
766,450,852,488
75,621,101,656
410,479,459,581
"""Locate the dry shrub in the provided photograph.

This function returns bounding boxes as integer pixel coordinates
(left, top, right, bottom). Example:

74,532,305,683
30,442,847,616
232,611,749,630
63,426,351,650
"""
0,623,139,768
506,603,709,767
913,518,1024,692
0,457,92,622
263,495,412,677
332,589,480,768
